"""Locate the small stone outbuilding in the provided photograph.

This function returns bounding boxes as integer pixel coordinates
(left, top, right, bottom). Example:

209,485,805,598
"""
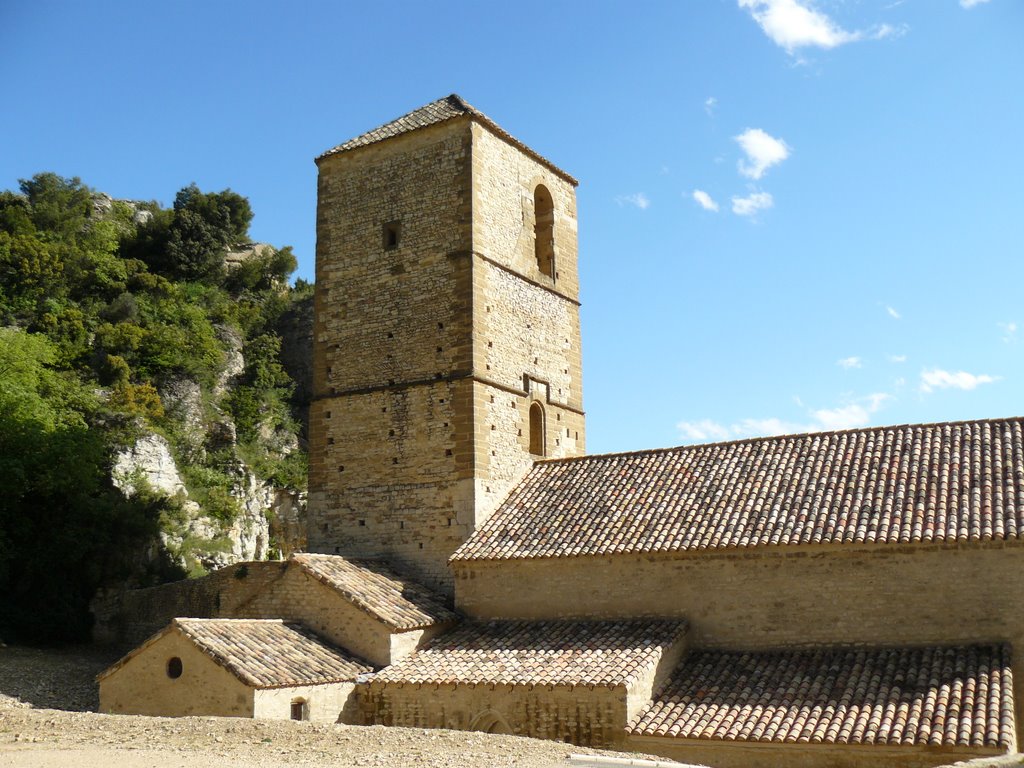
363,619,688,748
98,618,371,722
240,553,459,666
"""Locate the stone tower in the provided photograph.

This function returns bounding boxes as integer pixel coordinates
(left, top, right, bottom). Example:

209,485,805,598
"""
308,95,585,593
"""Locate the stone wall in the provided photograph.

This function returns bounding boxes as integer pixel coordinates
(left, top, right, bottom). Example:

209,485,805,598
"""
453,541,1024,745
308,119,475,593
92,561,287,648
99,628,254,717
253,682,359,724
362,681,627,748
469,123,585,524
307,116,586,593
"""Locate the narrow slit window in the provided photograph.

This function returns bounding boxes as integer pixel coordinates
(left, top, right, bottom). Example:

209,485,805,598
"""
383,221,401,250
529,402,546,456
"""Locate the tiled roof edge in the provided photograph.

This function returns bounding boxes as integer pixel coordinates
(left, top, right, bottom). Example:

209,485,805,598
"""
533,415,1024,468
293,555,450,630
174,617,281,687
293,557,410,629
316,94,578,185
451,531,1024,564
95,622,177,682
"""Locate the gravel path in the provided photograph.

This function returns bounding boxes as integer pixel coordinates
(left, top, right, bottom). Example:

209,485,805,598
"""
0,646,649,767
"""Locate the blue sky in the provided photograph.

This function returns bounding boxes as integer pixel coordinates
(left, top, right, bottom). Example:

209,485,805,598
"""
2,0,1021,454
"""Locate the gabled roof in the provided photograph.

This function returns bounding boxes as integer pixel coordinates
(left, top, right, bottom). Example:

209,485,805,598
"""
452,417,1024,562
629,644,1014,750
292,553,458,631
98,618,372,688
316,94,577,185
372,619,687,689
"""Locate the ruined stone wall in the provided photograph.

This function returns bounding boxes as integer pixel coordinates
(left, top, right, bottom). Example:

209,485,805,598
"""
99,629,254,717
362,680,627,748
308,119,475,593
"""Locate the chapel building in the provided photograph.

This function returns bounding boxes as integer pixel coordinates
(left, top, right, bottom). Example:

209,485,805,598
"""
97,95,1024,768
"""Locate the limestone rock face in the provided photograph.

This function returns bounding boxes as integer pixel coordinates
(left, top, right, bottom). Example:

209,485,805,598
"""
214,324,245,397
112,434,186,498
158,376,206,460
224,242,275,270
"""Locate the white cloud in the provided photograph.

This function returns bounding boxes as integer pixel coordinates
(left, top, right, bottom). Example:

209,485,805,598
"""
888,354,907,363
732,191,774,216
677,419,732,442
960,0,991,8
735,128,791,180
705,97,717,116
886,306,901,319
999,321,1017,343
692,189,720,212
737,0,902,54
678,393,890,443
615,193,650,210
837,356,862,370
919,368,998,394
737,0,861,52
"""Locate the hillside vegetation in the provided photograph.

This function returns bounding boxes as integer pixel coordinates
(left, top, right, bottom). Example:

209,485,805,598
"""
0,173,311,644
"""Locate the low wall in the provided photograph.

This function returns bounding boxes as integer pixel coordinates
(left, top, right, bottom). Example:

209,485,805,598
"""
91,561,287,648
362,680,627,748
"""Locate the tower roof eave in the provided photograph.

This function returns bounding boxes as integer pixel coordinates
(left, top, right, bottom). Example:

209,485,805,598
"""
315,94,578,186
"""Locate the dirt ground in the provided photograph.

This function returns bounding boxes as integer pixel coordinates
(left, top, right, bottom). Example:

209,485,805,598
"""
0,645,659,768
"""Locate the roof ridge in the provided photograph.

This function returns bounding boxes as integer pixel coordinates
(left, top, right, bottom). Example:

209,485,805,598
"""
535,414,1024,466
316,93,577,184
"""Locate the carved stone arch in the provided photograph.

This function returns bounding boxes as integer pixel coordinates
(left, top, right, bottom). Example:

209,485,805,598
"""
469,709,513,735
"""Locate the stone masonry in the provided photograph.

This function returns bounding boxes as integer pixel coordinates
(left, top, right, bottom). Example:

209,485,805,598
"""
307,96,585,593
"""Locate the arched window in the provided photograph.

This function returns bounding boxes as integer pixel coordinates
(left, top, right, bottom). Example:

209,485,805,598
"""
470,710,513,735
534,185,554,278
529,402,545,456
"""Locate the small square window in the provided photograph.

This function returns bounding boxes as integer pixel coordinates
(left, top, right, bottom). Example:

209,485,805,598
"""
383,221,401,250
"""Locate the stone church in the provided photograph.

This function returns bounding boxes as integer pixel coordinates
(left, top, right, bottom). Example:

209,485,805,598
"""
98,95,1023,768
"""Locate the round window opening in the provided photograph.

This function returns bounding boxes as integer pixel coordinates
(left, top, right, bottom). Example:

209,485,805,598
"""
166,657,183,679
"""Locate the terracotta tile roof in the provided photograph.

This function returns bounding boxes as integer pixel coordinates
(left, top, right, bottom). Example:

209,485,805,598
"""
292,553,457,630
174,618,372,688
316,94,577,184
453,417,1024,562
372,619,687,688
629,644,1015,750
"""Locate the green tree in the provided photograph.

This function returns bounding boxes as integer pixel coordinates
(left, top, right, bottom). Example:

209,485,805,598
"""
0,329,164,643
148,184,254,281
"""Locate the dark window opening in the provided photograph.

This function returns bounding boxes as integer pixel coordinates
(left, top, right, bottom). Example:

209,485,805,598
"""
534,185,555,278
383,221,401,250
291,699,307,721
166,657,183,679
